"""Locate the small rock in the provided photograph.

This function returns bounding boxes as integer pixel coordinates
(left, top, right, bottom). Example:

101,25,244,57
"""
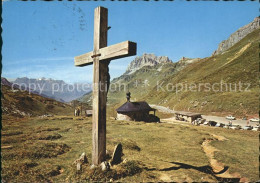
90,164,97,169
73,152,88,171
73,152,88,165
111,143,123,165
100,161,110,171
123,158,128,163
77,162,82,171
79,152,88,164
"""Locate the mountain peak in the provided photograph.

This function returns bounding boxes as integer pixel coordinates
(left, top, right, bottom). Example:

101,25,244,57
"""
125,53,172,74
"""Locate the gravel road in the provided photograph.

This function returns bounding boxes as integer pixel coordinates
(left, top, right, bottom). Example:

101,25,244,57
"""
150,104,258,127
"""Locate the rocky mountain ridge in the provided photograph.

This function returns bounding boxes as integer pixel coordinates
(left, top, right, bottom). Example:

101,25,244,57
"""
125,53,172,74
213,17,259,55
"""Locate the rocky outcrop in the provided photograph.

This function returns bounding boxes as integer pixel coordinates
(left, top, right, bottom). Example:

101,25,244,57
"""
1,77,14,87
125,53,172,74
213,17,259,56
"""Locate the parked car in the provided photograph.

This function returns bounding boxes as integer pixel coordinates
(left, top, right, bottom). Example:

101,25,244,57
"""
249,118,259,123
209,121,217,126
242,126,253,130
195,118,206,124
226,115,236,120
230,125,241,130
201,118,206,123
215,123,225,127
252,126,260,131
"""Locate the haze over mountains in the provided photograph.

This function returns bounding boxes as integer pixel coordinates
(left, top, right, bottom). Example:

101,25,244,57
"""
79,17,259,117
1,78,72,117
12,77,91,102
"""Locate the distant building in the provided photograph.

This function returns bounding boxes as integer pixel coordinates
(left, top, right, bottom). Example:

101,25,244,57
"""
85,110,92,117
175,112,202,122
116,92,159,122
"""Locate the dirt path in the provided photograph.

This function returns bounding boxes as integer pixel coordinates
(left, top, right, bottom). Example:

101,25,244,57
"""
201,134,247,182
150,105,250,181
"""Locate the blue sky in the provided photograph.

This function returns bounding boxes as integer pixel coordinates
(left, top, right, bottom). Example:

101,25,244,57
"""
2,1,258,83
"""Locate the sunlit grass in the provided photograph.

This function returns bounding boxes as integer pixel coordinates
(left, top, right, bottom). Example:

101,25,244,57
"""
1,115,258,182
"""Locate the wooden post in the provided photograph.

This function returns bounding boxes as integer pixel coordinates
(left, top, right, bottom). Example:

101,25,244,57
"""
92,7,108,165
74,6,137,166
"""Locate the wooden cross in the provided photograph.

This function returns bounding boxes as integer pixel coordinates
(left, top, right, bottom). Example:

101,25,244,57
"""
74,6,137,165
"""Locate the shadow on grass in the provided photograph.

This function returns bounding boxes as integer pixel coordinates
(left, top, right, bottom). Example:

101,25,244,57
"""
158,162,240,182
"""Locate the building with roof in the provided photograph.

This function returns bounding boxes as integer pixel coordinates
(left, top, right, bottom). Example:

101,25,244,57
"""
85,110,92,117
175,111,202,122
116,92,159,122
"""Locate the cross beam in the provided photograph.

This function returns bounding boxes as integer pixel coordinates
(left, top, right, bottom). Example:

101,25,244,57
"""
74,6,137,165
75,41,136,67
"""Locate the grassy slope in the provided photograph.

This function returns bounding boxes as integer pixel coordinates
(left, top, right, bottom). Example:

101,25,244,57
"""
145,28,259,117
1,85,73,117
1,116,258,182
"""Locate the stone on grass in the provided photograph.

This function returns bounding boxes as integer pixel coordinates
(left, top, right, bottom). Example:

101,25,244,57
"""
100,161,110,171
79,152,88,163
77,163,82,171
73,152,88,171
123,158,128,164
111,143,123,165
90,164,97,169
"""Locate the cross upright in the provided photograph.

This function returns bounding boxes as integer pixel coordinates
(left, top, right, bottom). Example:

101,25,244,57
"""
74,6,137,165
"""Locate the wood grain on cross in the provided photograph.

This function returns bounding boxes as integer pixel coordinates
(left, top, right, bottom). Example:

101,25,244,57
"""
74,6,137,165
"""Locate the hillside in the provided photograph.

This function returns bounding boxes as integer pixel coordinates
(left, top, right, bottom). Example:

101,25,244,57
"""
144,28,259,117
1,78,73,117
79,21,259,117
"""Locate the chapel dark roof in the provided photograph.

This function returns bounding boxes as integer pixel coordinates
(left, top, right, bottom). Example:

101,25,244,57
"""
116,101,155,113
